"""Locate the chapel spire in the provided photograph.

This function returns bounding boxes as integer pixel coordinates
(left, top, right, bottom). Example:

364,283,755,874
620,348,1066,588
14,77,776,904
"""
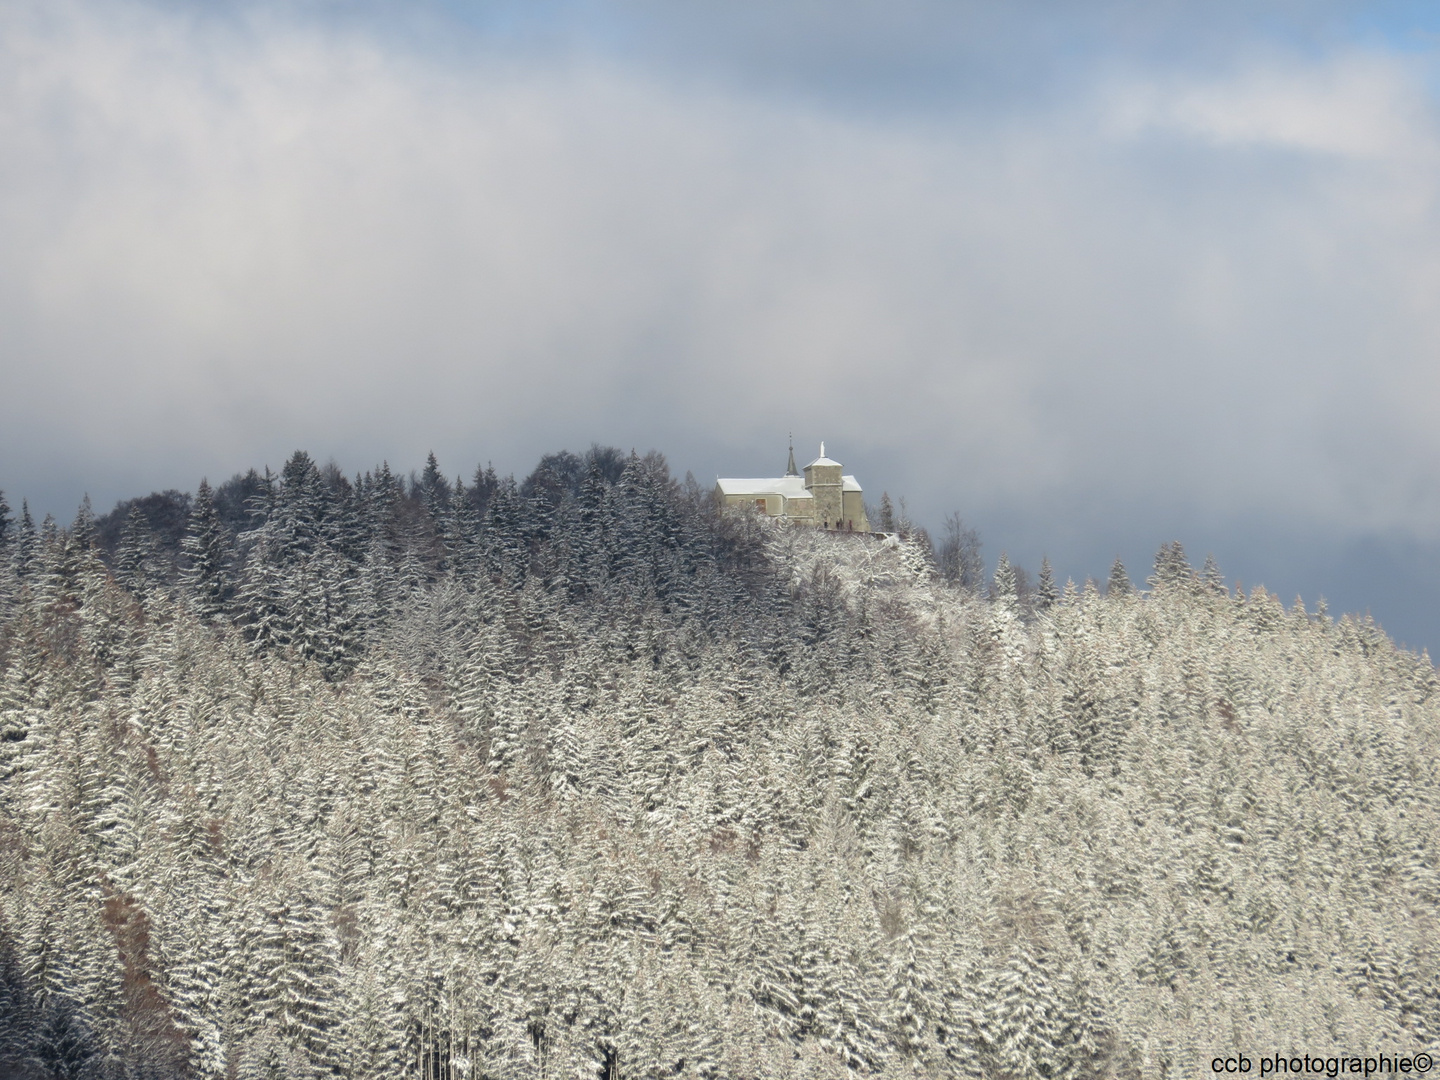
786,434,798,476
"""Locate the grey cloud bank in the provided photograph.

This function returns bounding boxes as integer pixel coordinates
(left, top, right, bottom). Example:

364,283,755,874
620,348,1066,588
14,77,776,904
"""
3,0,1440,651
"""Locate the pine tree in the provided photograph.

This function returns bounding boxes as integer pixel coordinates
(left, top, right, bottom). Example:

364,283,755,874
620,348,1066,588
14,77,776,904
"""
978,936,1071,1080
234,453,363,677
45,498,106,613
470,463,500,522
484,478,527,583
992,553,1018,607
448,474,480,578
1202,552,1227,595
182,478,230,619
0,606,44,810
1037,556,1058,609
1151,540,1191,589
357,462,404,625
1106,557,1132,596
14,499,38,582
0,490,14,607
71,494,96,551
885,928,940,1066
234,482,292,657
115,504,155,600
418,451,451,517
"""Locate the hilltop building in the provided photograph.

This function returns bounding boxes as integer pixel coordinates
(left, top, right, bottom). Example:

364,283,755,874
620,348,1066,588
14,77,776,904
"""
716,441,870,531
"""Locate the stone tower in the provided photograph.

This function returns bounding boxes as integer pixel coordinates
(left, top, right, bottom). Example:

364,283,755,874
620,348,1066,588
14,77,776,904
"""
803,442,844,529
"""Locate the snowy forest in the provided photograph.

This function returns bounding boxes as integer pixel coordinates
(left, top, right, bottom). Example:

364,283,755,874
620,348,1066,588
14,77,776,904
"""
0,446,1437,1079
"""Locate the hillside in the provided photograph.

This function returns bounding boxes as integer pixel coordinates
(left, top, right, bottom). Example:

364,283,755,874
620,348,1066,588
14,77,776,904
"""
1,449,1437,1079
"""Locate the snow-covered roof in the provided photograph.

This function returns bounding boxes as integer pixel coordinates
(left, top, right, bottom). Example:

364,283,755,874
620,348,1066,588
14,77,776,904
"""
717,476,813,499
806,456,841,468
717,474,864,496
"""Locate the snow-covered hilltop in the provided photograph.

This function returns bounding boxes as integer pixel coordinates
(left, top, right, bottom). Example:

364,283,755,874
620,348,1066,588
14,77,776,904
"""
0,449,1436,1078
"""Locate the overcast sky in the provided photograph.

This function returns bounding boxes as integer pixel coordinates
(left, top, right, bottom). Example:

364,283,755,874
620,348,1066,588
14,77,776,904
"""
3,0,1440,651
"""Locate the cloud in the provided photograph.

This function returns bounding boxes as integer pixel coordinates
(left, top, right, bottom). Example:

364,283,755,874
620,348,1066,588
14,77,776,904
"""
1106,53,1432,157
0,2,1059,487
3,0,1440,646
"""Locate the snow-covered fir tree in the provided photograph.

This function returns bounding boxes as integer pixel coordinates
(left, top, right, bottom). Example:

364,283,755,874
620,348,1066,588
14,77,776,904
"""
1,447,1438,1078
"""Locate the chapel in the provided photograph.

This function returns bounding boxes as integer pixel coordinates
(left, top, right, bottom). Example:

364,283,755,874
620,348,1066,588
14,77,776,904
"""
716,441,870,532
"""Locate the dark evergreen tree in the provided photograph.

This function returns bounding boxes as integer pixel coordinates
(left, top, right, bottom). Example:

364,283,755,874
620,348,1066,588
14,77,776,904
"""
213,468,269,535
417,451,452,538
447,474,481,578
44,498,101,612
13,500,38,582
0,490,12,604
1151,539,1192,589
483,477,527,583
182,479,230,619
1107,556,1133,596
70,494,95,551
234,453,362,678
1037,556,1058,609
115,504,155,599
571,453,614,598
94,490,191,577
1202,552,1227,595
418,450,449,503
469,463,500,523
992,552,1019,606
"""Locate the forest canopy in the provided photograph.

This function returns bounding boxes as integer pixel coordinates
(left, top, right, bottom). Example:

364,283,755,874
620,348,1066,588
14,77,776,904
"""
0,448,1436,1079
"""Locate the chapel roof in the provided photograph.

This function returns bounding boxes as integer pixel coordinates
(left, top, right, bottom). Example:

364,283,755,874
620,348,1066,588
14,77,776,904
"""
716,475,862,496
717,441,862,498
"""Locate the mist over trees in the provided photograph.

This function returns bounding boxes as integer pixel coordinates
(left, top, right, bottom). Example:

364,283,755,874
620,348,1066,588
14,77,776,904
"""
0,448,1437,1079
